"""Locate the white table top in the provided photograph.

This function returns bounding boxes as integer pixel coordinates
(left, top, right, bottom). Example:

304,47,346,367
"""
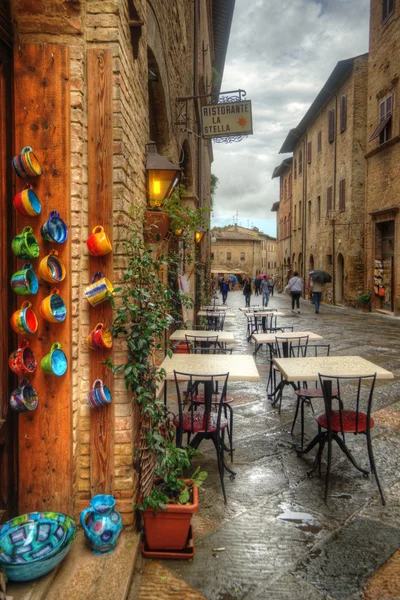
245,311,286,318
159,353,261,381
201,305,228,311
239,306,263,312
253,331,322,344
170,330,237,344
273,355,394,382
197,310,236,318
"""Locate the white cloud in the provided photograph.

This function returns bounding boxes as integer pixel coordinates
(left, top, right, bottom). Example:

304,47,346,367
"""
211,0,370,236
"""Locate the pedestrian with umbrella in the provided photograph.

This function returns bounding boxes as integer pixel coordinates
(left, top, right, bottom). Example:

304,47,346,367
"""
309,270,332,314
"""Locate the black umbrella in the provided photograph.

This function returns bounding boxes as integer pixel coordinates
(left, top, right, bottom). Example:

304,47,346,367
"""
309,270,332,283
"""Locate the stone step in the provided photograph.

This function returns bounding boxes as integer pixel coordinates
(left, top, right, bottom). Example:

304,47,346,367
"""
7,531,140,600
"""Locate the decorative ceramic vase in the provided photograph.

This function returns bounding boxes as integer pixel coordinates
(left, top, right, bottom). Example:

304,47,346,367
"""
85,272,114,306
40,288,67,323
41,343,68,376
12,226,40,259
87,323,113,350
10,263,39,295
12,146,42,178
80,495,122,554
38,250,66,283
9,378,38,413
9,340,37,376
13,188,42,216
87,379,112,409
86,226,112,256
10,301,38,335
41,211,68,244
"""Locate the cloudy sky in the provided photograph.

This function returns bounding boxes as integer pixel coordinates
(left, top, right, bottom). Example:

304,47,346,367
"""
210,0,370,236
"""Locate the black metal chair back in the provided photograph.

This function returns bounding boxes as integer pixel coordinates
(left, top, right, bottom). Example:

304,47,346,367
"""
185,334,219,353
275,335,310,358
206,312,225,331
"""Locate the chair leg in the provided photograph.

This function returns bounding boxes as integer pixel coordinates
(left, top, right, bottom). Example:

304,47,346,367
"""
300,399,305,451
290,396,301,436
324,430,332,502
366,429,386,506
225,403,234,462
212,432,227,504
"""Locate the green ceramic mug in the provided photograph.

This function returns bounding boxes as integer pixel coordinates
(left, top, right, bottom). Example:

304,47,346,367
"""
11,227,40,259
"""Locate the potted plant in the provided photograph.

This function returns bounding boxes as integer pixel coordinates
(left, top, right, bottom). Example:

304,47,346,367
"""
359,291,371,312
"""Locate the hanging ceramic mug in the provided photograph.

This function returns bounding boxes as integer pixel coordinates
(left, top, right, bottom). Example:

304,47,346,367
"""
41,211,68,244
10,301,38,335
9,340,37,375
86,226,112,256
13,188,42,217
87,323,113,350
10,378,38,413
12,146,43,178
38,250,66,283
85,272,114,306
10,263,39,295
41,342,68,376
87,379,112,409
40,288,67,323
11,226,40,259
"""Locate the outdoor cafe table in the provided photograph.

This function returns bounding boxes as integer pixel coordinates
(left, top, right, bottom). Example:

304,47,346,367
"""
244,311,286,318
201,305,228,311
197,310,236,318
252,330,322,356
169,329,237,344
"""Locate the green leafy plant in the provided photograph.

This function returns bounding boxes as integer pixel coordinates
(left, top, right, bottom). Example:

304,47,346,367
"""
359,291,371,304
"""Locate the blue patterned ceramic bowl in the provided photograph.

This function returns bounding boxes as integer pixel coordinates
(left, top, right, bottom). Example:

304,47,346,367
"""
0,512,76,582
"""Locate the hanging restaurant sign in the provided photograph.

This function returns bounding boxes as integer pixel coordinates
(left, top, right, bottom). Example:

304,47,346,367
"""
201,100,253,139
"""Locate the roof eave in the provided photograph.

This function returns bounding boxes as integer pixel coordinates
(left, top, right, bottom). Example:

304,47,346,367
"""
212,0,236,94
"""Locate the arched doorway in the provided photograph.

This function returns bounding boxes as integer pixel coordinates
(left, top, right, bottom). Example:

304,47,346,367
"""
336,253,344,304
309,254,314,271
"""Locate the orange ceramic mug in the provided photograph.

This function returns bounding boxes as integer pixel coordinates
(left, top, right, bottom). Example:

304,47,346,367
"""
87,323,113,350
86,226,112,256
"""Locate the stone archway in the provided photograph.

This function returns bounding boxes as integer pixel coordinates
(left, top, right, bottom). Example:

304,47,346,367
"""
336,253,344,304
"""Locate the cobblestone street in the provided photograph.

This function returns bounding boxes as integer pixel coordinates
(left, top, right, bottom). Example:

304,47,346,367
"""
135,290,400,600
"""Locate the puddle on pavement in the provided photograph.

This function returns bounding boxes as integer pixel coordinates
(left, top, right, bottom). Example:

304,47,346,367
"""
277,509,322,534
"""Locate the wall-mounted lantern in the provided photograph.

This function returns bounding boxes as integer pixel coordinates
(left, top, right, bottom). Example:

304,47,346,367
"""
195,228,206,244
174,228,183,236
146,141,181,208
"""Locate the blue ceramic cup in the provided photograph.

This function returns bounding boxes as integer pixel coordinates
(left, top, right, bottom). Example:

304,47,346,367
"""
41,211,68,244
41,343,68,376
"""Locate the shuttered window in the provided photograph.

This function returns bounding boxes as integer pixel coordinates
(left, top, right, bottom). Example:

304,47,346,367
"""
294,158,297,180
317,130,322,154
328,110,335,143
340,95,347,132
368,93,393,144
317,196,321,221
299,150,303,176
339,179,345,212
307,141,312,164
382,0,394,21
327,186,333,214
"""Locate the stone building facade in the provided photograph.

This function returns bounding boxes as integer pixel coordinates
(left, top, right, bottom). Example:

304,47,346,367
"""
273,55,368,305
0,0,234,525
365,0,400,313
211,225,277,281
272,158,293,284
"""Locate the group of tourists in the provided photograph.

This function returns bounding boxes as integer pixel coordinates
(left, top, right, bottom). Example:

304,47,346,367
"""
243,275,275,308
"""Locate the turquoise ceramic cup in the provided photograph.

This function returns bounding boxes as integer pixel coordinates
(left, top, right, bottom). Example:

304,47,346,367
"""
41,343,68,376
10,263,39,295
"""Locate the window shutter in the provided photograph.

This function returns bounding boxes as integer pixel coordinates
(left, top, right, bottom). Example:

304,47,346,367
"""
299,151,303,175
339,179,345,212
328,110,335,143
386,94,392,116
380,100,386,122
294,159,297,180
327,186,332,214
340,96,347,132
307,141,312,164
317,130,322,154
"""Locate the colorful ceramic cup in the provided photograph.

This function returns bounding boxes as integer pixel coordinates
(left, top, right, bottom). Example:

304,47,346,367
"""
10,263,39,296
87,379,112,409
10,301,38,335
12,147,42,178
11,227,40,259
87,323,113,350
40,288,67,323
85,272,114,307
13,188,42,217
41,211,68,244
86,226,112,257
9,340,37,375
10,378,38,413
41,342,68,376
38,250,66,283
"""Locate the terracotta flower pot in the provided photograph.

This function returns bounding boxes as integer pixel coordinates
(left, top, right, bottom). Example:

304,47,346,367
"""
143,210,171,243
142,482,198,550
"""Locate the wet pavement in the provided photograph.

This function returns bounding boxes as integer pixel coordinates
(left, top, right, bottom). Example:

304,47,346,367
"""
135,291,400,600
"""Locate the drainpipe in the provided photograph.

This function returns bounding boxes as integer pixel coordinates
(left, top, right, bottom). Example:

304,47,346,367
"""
302,134,307,296
194,0,201,203
332,94,338,305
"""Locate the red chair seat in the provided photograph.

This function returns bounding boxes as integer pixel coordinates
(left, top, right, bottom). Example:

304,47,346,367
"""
317,410,374,433
295,387,338,399
173,411,228,433
192,393,233,404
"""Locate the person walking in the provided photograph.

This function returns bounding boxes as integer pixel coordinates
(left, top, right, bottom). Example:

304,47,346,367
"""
288,271,303,313
243,277,252,307
310,278,324,314
254,276,261,296
221,277,229,305
268,276,275,297
260,275,270,308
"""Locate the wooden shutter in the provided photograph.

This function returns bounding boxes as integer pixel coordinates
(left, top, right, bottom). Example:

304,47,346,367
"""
317,130,322,154
339,179,345,212
294,158,297,180
340,96,347,132
328,109,335,143
327,186,333,214
299,150,303,175
307,141,312,164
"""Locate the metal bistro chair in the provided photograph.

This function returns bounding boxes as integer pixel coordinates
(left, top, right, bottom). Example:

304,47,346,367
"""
290,344,339,450
271,335,310,412
301,373,385,505
173,370,235,503
185,334,219,354
206,310,225,332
